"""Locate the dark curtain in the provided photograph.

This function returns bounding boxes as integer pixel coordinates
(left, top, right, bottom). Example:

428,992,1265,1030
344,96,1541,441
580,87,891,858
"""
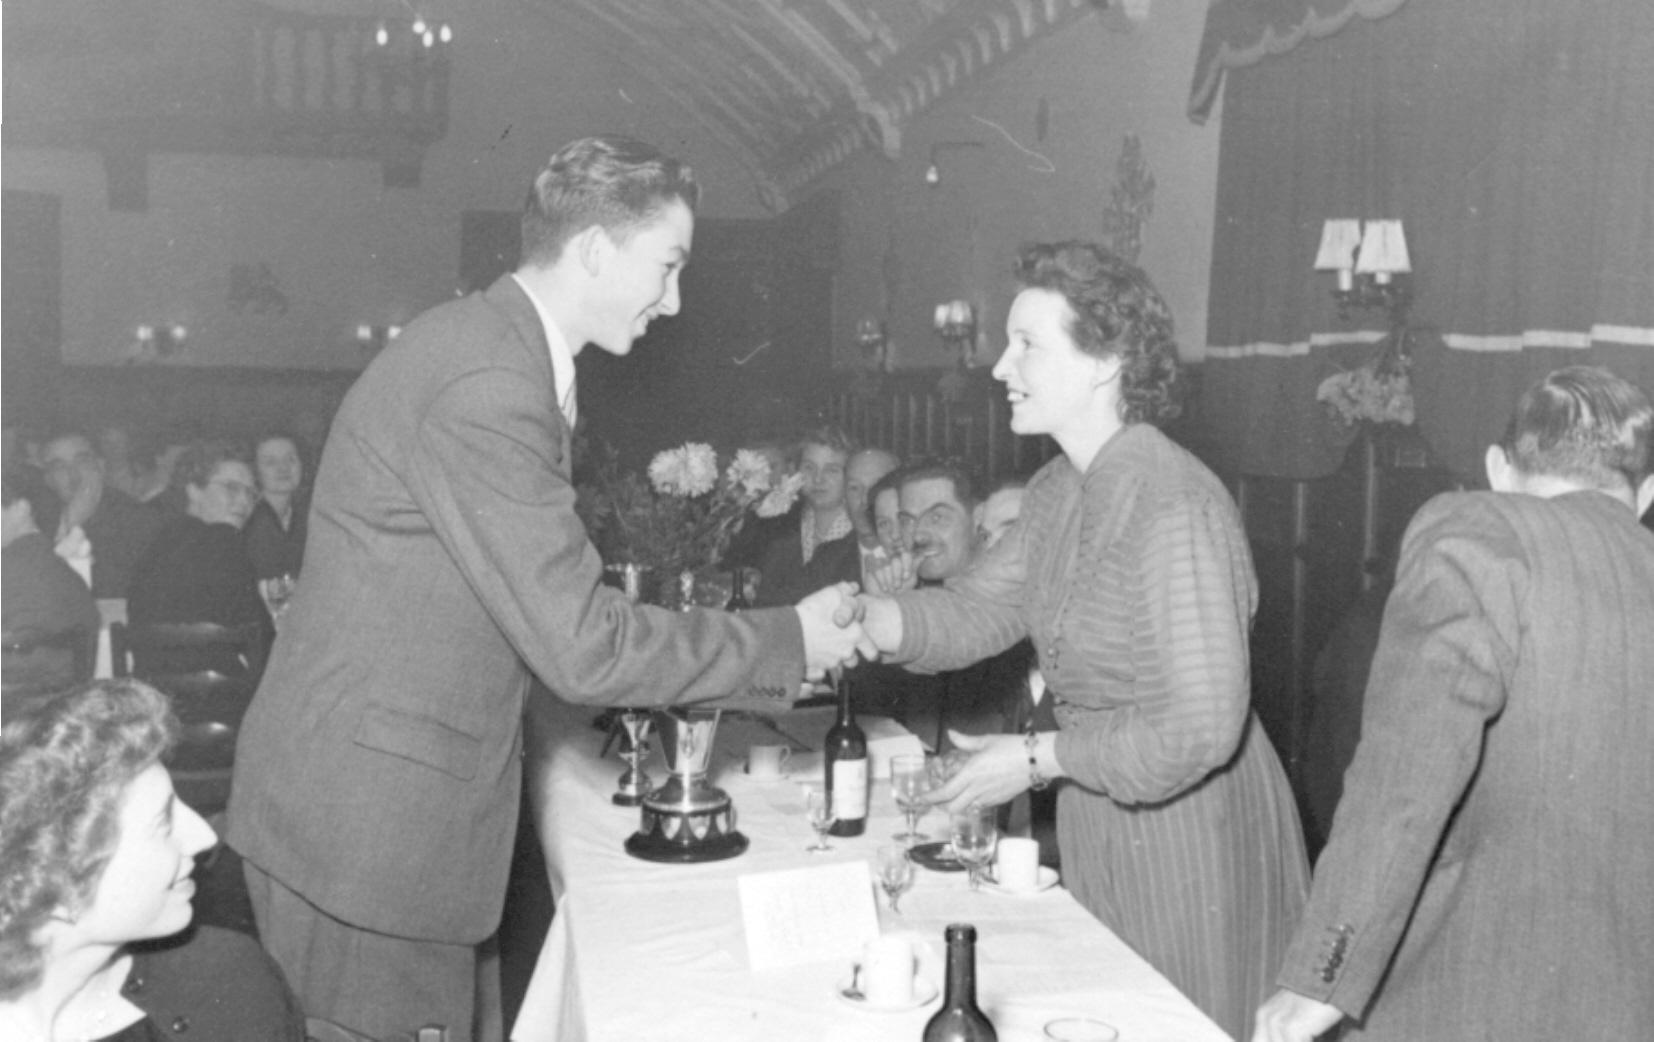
1188,0,1409,123
1200,0,1654,481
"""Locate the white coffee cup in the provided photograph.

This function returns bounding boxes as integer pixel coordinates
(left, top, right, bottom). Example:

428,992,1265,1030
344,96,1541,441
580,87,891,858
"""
747,744,792,780
861,935,916,1006
994,836,1041,891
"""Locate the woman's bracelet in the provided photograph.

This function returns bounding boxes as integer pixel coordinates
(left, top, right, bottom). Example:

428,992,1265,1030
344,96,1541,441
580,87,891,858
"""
1026,730,1050,791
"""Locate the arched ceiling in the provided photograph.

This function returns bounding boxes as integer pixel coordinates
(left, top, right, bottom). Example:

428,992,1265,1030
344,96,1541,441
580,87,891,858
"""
3,0,1109,210
542,0,1101,206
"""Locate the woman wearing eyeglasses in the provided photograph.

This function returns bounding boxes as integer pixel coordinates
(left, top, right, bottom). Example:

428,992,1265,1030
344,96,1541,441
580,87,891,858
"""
126,440,273,676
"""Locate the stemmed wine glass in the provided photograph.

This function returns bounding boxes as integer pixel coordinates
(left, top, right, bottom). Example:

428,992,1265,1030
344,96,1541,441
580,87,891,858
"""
890,754,929,844
805,788,836,853
949,803,999,891
876,844,915,915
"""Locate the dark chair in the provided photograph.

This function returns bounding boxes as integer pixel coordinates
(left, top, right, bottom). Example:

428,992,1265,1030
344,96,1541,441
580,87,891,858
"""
109,621,270,815
2,623,95,714
305,1017,449,1042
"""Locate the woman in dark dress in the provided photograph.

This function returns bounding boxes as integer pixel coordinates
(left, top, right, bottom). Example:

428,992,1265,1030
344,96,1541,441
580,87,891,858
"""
0,679,303,1042
243,432,306,583
127,441,272,675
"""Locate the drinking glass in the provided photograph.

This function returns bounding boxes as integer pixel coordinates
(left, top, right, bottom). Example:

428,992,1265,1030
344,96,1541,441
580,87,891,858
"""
890,754,929,844
805,788,836,852
876,844,915,914
949,803,999,890
259,574,297,624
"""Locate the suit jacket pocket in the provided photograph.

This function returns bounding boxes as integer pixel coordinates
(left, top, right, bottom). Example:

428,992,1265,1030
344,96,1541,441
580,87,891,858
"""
354,703,482,781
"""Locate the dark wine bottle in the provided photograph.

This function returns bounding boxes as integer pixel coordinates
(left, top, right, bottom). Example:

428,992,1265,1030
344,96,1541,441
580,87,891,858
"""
922,924,997,1042
727,566,750,612
823,671,867,836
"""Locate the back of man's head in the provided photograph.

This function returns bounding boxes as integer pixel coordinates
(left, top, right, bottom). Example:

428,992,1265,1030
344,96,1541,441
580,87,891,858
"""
520,136,699,268
1498,366,1652,497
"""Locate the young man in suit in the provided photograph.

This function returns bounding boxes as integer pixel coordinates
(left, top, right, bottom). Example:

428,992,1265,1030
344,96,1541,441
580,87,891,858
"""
1252,366,1654,1041
227,136,869,1042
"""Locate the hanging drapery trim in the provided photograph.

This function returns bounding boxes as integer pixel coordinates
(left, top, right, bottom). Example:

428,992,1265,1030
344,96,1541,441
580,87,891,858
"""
1188,0,1409,123
1200,0,1654,481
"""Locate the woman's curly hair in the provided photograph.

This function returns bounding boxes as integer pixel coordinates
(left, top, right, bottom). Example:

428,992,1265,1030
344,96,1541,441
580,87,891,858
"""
1013,242,1182,426
0,680,177,998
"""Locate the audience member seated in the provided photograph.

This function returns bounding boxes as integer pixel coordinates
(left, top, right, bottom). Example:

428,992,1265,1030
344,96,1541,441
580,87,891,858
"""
39,431,166,598
3,471,100,700
892,459,1040,745
844,448,899,585
0,679,304,1042
127,441,273,676
862,469,908,592
752,425,860,607
976,476,1027,551
243,432,308,582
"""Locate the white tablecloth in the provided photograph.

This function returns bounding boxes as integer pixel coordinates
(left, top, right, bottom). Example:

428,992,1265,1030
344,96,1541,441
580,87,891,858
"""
511,696,1231,1042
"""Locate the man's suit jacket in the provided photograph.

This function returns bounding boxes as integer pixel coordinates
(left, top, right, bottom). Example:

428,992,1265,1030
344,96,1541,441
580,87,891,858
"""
1277,491,1654,1038
83,486,166,598
228,276,805,944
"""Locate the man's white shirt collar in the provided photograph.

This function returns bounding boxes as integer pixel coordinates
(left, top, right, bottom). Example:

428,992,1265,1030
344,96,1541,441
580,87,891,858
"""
511,274,577,426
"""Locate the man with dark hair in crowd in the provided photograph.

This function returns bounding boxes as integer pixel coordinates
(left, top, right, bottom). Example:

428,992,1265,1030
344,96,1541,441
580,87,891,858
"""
2,470,100,697
37,429,165,598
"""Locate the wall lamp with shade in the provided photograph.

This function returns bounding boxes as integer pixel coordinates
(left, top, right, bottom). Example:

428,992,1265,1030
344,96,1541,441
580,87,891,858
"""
356,323,402,355
854,316,889,372
924,141,986,187
1314,218,1412,321
133,323,188,359
933,299,977,363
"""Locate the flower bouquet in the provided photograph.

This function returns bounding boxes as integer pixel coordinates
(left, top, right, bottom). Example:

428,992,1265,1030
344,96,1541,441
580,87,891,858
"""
1317,345,1416,428
577,441,802,578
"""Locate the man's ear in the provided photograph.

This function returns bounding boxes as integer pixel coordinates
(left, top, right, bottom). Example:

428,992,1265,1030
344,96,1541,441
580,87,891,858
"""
1485,444,1519,493
572,224,608,277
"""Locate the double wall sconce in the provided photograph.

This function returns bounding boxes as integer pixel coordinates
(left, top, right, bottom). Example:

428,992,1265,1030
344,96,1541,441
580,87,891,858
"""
924,141,986,187
933,299,977,363
1314,219,1412,321
854,316,889,371
133,323,188,359
356,323,402,354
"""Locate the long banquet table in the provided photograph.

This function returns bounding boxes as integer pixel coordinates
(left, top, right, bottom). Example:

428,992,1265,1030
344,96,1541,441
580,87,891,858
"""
511,694,1231,1042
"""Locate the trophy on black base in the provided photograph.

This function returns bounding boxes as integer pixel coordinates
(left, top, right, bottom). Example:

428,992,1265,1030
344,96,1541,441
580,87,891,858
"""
625,707,747,863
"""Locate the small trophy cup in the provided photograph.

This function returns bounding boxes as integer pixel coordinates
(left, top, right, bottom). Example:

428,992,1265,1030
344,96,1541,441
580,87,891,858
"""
625,707,748,863
612,710,654,806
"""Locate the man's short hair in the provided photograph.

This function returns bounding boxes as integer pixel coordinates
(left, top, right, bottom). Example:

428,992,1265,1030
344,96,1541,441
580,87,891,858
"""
1500,366,1653,494
520,136,700,269
897,457,982,509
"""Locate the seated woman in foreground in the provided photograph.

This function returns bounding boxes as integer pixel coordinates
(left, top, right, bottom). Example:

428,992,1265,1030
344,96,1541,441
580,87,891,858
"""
0,678,303,1042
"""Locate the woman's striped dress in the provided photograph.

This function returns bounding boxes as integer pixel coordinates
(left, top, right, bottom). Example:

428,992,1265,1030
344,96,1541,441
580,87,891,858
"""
896,423,1310,1040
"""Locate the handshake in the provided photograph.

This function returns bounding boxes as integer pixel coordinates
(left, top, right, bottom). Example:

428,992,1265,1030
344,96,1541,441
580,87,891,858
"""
793,582,898,681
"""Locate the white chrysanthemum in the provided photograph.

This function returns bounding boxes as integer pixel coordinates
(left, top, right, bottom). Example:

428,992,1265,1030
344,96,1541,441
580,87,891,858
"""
756,471,804,517
724,449,772,495
681,443,718,496
648,446,688,494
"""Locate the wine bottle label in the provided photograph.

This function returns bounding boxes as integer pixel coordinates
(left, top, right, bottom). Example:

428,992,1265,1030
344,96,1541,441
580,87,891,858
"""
831,758,869,820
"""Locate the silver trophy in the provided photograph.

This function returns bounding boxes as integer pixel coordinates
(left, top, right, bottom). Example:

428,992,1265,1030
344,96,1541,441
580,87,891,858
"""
611,710,654,806
625,707,748,863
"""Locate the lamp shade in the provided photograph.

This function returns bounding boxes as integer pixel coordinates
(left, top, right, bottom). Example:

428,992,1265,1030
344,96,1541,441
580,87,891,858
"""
1354,220,1410,274
1313,219,1363,270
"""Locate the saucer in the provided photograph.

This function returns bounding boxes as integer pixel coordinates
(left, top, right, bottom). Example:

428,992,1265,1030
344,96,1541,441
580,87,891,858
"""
835,974,939,1012
908,840,966,873
982,865,1061,895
